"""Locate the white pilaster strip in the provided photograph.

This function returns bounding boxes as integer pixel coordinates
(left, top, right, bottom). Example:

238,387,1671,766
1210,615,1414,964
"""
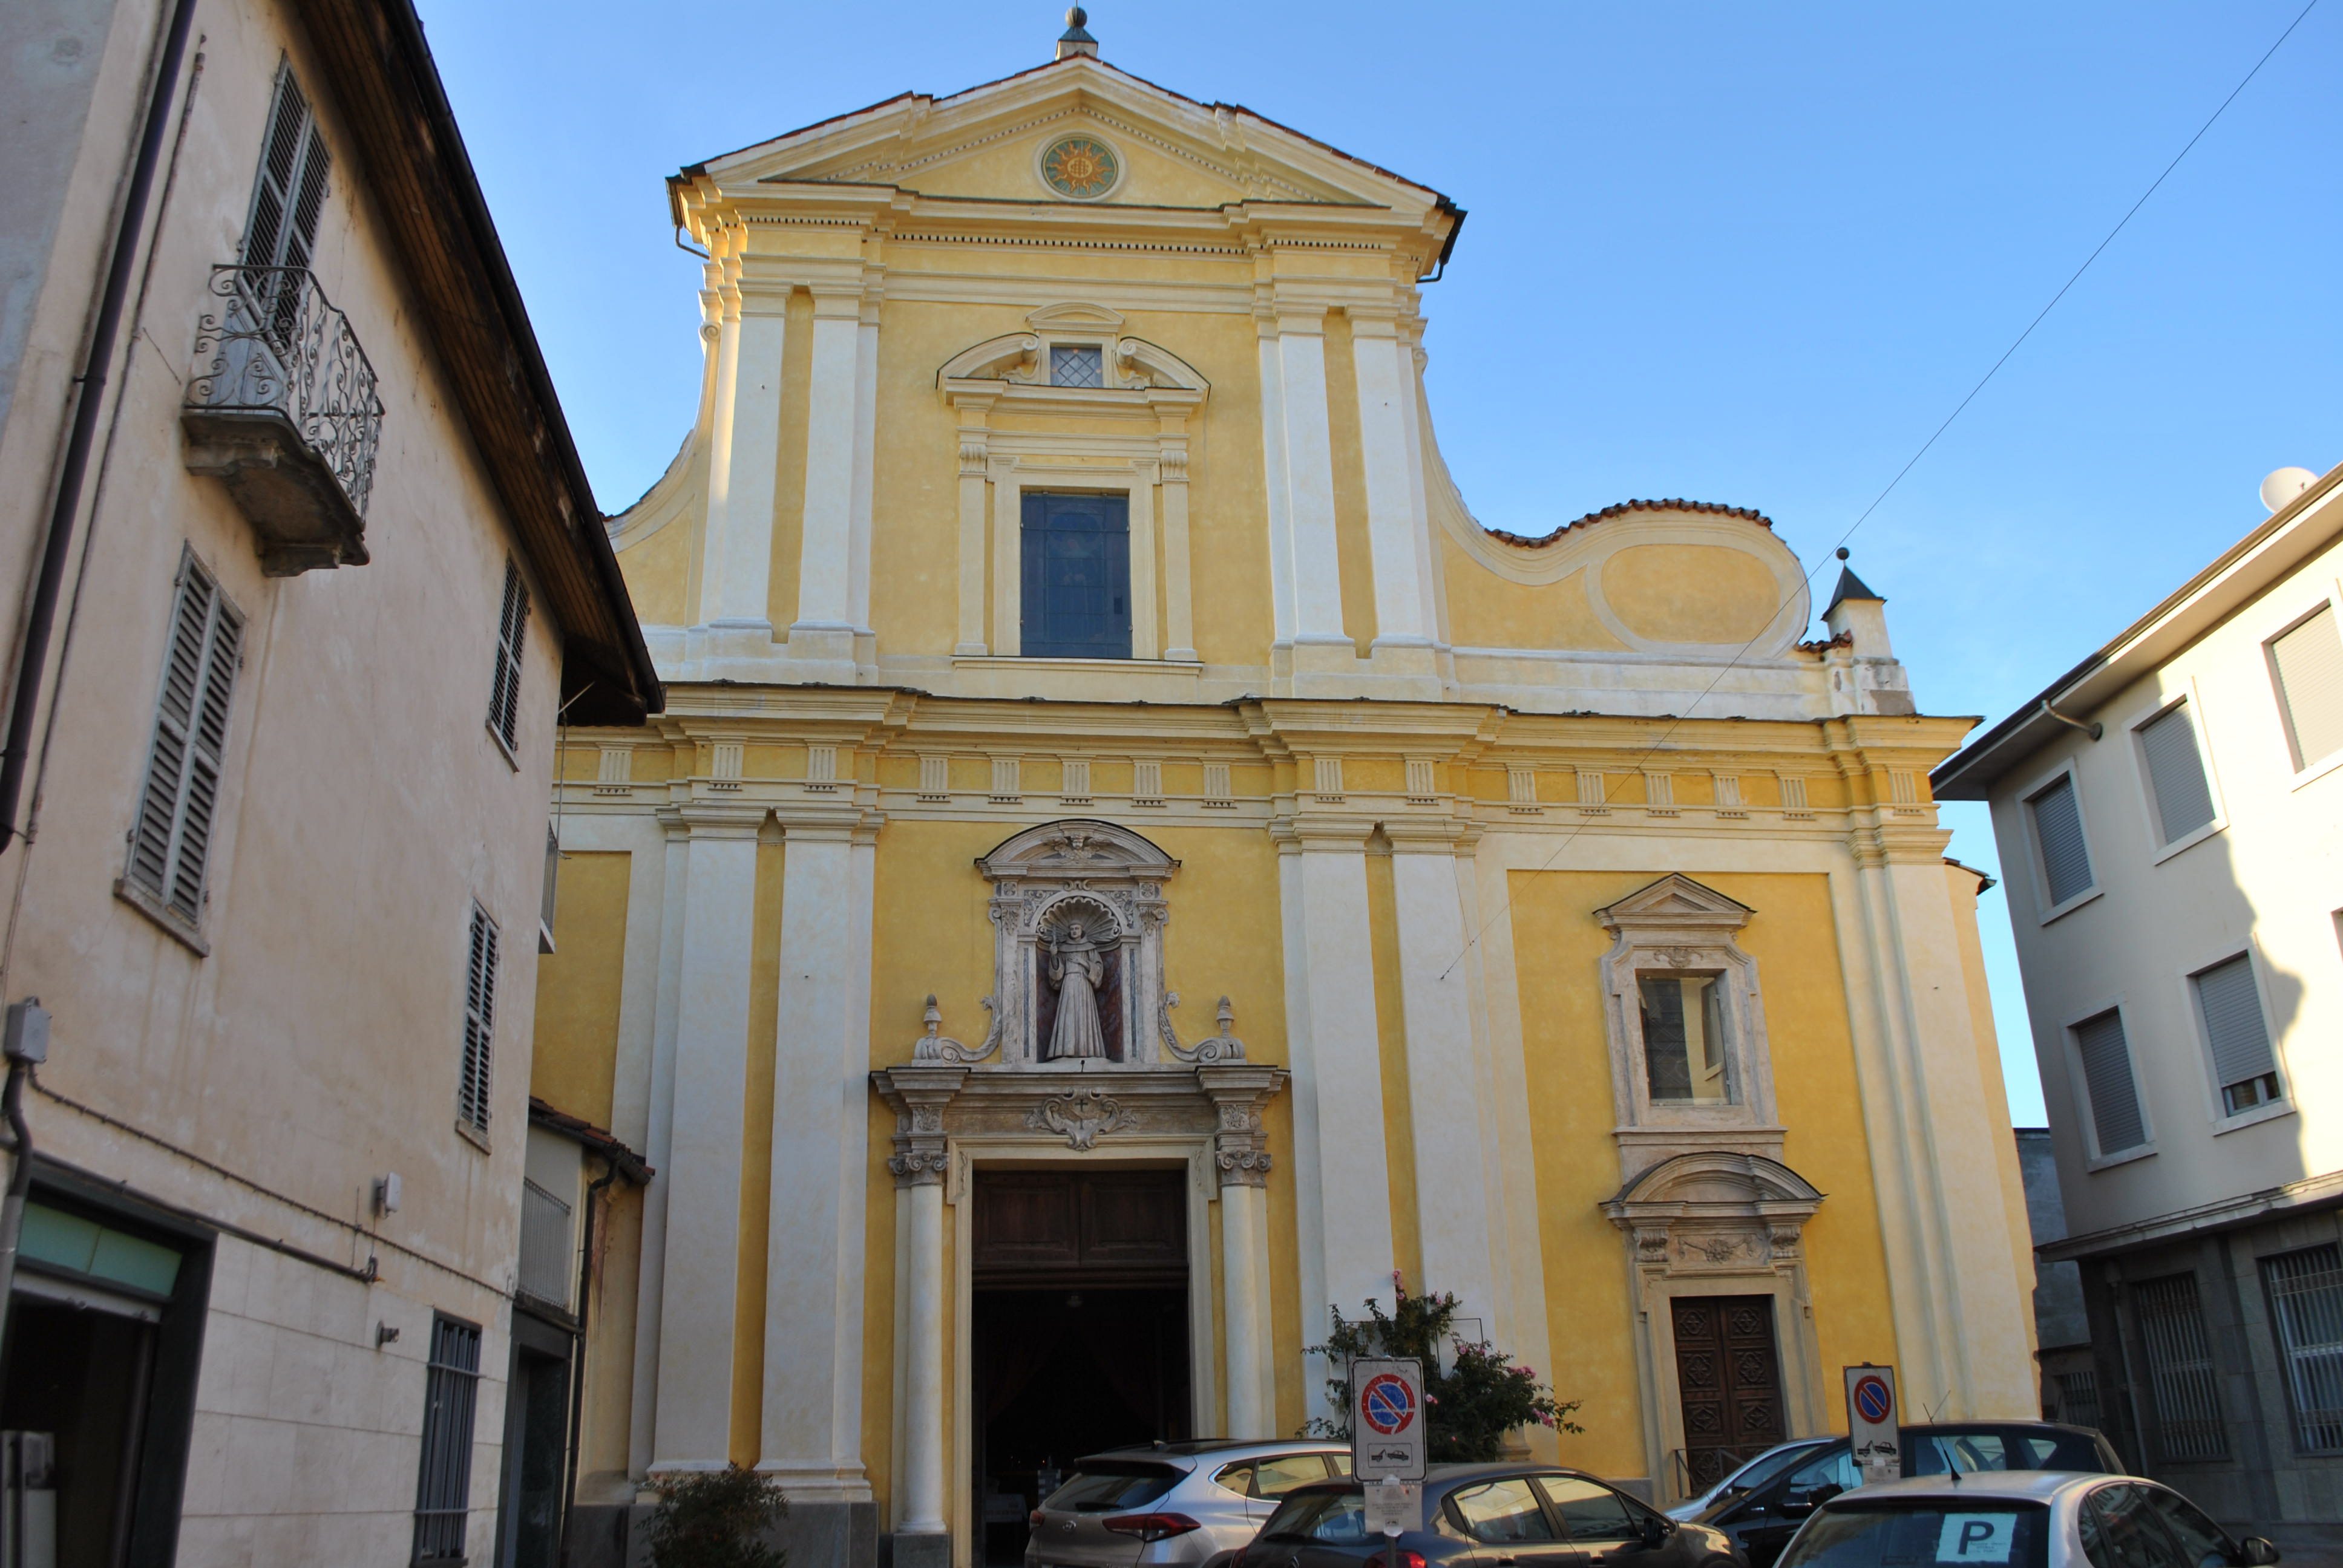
1274,312,1348,644
793,292,863,633
709,290,788,629
1350,313,1432,645
1256,319,1298,647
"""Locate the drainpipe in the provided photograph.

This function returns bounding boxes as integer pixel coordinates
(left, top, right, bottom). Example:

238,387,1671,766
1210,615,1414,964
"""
0,1000,51,1369
0,0,201,852
557,1154,621,1562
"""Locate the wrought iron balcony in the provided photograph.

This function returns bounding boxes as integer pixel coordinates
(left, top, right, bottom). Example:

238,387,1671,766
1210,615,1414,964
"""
182,264,382,575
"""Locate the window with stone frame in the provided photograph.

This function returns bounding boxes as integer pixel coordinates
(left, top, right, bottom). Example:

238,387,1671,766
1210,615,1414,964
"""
1594,874,1780,1132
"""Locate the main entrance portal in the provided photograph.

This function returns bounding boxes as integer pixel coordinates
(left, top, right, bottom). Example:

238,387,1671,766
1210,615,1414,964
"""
971,1169,1190,1564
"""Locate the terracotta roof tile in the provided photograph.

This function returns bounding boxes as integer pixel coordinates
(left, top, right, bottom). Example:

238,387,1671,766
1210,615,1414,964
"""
1481,497,1777,549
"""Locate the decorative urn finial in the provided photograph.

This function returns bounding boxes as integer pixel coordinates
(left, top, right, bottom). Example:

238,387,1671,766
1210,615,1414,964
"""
1057,5,1099,60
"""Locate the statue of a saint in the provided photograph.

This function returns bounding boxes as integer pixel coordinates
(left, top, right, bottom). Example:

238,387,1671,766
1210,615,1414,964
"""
1043,922,1108,1061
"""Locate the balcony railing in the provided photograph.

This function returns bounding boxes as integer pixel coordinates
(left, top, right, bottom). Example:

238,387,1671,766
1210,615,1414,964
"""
517,1179,574,1312
182,264,382,575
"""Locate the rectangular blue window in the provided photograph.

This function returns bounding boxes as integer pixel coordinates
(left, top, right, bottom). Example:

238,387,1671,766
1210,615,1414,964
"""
1021,492,1130,659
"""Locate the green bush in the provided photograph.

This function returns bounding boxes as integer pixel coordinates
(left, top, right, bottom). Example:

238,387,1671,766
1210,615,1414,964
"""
1303,1275,1584,1462
646,1465,790,1568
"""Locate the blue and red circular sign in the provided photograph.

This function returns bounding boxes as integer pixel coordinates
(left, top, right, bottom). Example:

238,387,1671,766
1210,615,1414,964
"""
1362,1374,1417,1435
1853,1374,1893,1425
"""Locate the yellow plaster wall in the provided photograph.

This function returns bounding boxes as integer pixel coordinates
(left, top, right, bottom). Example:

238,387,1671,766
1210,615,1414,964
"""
730,838,788,1466
531,852,632,1128
909,125,1249,209
1324,312,1378,655
764,289,816,633
618,511,693,626
1438,548,1627,653
1509,868,1898,1473
582,1182,644,1487
1363,844,1422,1289
1601,546,1779,645
1947,864,2040,1348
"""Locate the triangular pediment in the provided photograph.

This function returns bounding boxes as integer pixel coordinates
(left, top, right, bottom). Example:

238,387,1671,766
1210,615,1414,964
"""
692,56,1445,215
1593,874,1754,928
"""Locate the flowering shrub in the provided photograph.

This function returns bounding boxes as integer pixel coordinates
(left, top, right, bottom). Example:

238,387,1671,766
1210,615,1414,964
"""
646,1464,789,1568
1302,1275,1582,1462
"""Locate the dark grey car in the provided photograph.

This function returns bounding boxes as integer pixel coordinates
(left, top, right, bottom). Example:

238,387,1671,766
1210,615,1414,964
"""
1233,1465,1739,1568
1677,1423,2123,1568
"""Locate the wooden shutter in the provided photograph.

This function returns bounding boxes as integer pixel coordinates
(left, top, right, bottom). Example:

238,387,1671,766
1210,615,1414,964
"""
2076,1010,2146,1154
2193,955,2276,1095
2272,604,2343,769
2029,774,2093,906
487,560,529,751
243,67,331,272
129,553,243,923
459,906,498,1130
2140,703,2217,844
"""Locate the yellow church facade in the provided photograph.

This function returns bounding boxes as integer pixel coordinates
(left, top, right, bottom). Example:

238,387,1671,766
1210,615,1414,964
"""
531,26,2039,1567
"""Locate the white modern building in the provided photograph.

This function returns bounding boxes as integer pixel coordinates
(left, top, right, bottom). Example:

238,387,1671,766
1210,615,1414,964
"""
1935,462,2343,1544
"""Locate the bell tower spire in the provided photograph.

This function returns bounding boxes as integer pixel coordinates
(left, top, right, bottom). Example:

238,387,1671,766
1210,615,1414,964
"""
1056,5,1099,60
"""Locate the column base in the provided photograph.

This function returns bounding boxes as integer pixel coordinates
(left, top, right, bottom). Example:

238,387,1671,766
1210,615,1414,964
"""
886,1531,952,1568
784,622,862,684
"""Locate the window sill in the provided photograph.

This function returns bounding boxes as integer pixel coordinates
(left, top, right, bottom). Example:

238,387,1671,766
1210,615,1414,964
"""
2084,1142,2156,1174
2289,747,2343,793
951,654,1200,676
2211,1099,2296,1137
454,1120,491,1155
114,878,211,957
2149,818,2227,867
2038,886,2103,927
485,719,520,773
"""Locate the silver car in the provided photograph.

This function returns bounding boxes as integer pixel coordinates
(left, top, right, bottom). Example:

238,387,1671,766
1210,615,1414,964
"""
1773,1471,2280,1568
1027,1440,1356,1568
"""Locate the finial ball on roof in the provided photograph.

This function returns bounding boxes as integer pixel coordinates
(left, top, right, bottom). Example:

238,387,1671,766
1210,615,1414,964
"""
1835,546,1850,561
1067,5,1087,24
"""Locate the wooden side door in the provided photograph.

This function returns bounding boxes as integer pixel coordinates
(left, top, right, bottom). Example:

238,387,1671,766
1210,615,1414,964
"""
1671,1295,1786,1493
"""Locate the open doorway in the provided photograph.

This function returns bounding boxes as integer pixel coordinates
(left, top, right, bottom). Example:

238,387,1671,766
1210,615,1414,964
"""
971,1169,1189,1566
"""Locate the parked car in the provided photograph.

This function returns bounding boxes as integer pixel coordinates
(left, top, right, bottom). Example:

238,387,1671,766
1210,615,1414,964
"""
1028,1440,1356,1568
1230,1464,1739,1568
1771,1472,2279,1568
1671,1424,2123,1568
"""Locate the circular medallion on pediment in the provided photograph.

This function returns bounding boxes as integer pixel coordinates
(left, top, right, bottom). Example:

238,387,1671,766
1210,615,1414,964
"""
1040,134,1120,199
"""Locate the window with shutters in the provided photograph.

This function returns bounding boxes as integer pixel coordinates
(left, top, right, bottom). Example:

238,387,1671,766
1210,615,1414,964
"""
457,904,499,1135
2190,953,2284,1119
485,559,529,757
2069,1007,2151,1163
411,1313,481,1560
2132,1272,2227,1461
120,549,244,943
2024,768,2097,918
2269,601,2343,773
244,66,331,275
2134,698,2221,851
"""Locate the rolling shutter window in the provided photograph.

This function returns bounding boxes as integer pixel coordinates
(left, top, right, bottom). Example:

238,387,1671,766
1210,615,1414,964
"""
2192,955,2280,1113
2272,604,2343,769
2140,703,2218,844
486,560,529,751
457,905,498,1131
2075,1009,2147,1155
243,67,330,273
128,552,244,924
2028,774,2094,907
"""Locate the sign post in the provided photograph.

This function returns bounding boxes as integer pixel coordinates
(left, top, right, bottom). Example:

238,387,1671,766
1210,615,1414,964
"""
1351,1357,1426,1537
1844,1365,1899,1486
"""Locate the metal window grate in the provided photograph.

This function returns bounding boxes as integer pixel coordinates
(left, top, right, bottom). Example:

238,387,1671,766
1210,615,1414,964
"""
2133,1273,2227,1461
487,560,529,751
2030,773,2094,906
412,1314,481,1561
517,1179,574,1309
2053,1369,2102,1433
2074,1010,2146,1155
2140,702,2217,844
128,550,245,924
2192,955,2279,1114
1050,344,1104,388
2272,603,2343,769
2264,1244,2343,1452
459,906,499,1131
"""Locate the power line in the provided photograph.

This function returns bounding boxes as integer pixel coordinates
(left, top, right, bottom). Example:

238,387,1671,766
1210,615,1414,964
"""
1438,0,2319,981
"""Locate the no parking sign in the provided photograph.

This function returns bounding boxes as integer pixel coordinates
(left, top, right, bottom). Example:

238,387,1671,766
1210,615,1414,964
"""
1845,1365,1899,1484
1350,1357,1426,1481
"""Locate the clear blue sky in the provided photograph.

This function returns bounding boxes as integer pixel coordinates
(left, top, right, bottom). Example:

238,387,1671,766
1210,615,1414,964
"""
415,1,2341,1123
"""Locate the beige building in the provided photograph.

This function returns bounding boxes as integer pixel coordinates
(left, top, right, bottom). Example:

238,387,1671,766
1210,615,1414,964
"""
1936,462,2343,1545
0,0,656,1563
532,18,2043,1568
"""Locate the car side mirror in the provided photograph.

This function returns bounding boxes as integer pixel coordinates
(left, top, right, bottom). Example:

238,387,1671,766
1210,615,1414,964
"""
1640,1515,1670,1547
2239,1538,2281,1566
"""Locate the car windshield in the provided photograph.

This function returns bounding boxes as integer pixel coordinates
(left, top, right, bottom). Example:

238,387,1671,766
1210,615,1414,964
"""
1046,1462,1185,1514
1261,1489,1369,1544
1719,1443,1835,1500
1908,1431,2102,1477
1778,1501,2051,1568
